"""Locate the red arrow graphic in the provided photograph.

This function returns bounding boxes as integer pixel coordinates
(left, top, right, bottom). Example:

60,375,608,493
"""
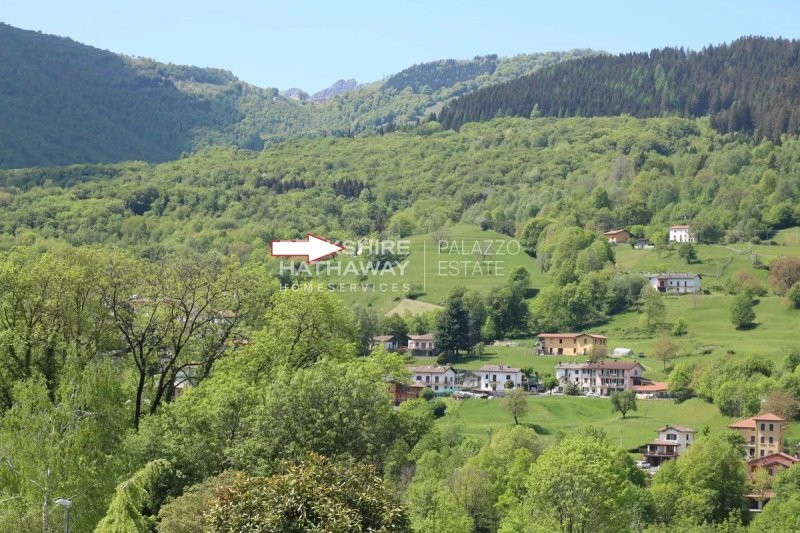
270,234,344,263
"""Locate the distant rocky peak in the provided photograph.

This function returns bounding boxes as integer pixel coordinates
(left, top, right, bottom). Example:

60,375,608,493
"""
311,79,358,102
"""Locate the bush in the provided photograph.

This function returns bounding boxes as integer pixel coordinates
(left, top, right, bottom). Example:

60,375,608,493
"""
430,400,447,418
788,282,800,309
420,387,434,401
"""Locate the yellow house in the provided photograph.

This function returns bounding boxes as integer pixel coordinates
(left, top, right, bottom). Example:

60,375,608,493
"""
728,413,786,459
536,333,608,356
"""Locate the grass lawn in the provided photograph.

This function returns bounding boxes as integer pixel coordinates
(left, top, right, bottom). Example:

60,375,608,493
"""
442,395,735,451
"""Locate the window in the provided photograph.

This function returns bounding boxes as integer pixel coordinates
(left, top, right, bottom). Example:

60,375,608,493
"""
435,376,439,383
485,374,489,379
769,424,774,431
416,376,421,381
666,433,677,441
434,386,439,391
751,436,755,444
492,374,497,382
425,376,430,383
761,423,765,431
761,450,765,457
760,436,765,444
686,435,690,441
769,437,774,444
506,375,511,381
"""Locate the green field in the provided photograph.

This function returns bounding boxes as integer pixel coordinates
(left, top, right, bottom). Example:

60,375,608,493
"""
441,395,736,450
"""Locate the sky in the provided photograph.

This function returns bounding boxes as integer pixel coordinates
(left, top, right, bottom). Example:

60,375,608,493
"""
3,0,800,94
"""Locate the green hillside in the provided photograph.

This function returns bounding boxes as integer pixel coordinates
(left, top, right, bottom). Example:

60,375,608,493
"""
0,23,589,168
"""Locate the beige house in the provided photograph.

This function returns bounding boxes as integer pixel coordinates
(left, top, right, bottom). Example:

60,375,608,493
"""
555,361,644,396
407,333,435,356
642,424,696,466
407,365,455,392
603,229,631,244
537,333,608,356
370,335,398,352
729,413,786,459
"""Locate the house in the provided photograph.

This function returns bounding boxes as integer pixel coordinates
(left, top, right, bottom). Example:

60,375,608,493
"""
729,413,786,459
478,364,523,392
555,361,645,396
371,335,398,352
669,225,695,242
407,333,435,356
646,273,702,294
537,333,608,356
634,238,651,250
388,381,426,405
603,229,631,244
634,381,670,399
747,452,798,478
407,365,455,392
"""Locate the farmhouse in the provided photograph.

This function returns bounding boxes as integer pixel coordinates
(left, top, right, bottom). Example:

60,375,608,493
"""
634,381,669,399
728,413,786,459
537,333,608,356
370,335,398,352
407,333,435,356
602,228,631,244
747,452,798,478
478,364,523,392
669,225,695,242
407,365,455,392
642,424,696,466
646,272,702,294
555,360,644,396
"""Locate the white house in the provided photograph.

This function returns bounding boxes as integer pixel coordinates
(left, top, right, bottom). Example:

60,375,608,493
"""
407,365,455,392
371,335,398,352
646,273,702,294
669,225,695,243
407,333,435,356
643,424,696,466
478,364,523,392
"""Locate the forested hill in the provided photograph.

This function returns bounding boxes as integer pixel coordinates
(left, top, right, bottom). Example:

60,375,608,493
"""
0,23,319,168
438,37,800,140
0,23,592,169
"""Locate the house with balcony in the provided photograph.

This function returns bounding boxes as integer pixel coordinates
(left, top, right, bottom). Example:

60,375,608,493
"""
729,413,786,459
536,333,608,356
646,272,702,294
478,364,523,392
555,360,644,396
407,333,435,356
407,365,455,392
641,424,695,466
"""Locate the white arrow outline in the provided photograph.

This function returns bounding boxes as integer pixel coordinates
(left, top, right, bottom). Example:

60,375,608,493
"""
270,233,344,263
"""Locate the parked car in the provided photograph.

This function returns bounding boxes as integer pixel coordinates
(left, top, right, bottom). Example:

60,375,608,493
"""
636,461,651,469
586,392,601,397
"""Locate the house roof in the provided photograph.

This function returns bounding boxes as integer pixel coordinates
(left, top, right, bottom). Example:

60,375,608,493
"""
754,413,786,422
655,424,696,433
584,361,643,370
729,412,786,429
635,382,668,393
670,225,691,229
537,332,608,340
647,440,680,446
478,364,522,373
728,418,757,429
408,333,434,341
372,335,395,342
556,361,643,371
646,272,702,280
407,365,452,374
603,229,629,235
748,452,798,468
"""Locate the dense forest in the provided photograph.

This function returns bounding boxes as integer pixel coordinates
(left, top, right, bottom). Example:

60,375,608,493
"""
0,116,796,260
438,37,800,140
0,23,589,168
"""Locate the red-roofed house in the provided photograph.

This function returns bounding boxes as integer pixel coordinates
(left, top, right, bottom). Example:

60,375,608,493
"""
407,333,435,356
537,333,608,356
669,225,695,242
729,413,786,458
642,424,696,466
748,452,798,478
371,335,398,352
634,381,669,399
